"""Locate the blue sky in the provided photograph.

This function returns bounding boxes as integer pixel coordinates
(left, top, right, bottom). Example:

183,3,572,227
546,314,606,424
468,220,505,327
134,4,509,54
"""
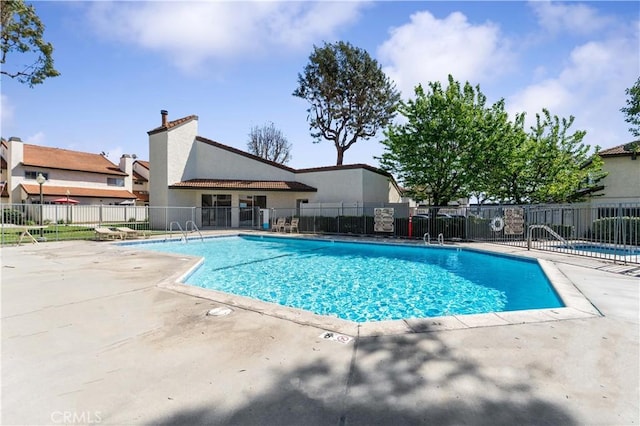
1,1,638,170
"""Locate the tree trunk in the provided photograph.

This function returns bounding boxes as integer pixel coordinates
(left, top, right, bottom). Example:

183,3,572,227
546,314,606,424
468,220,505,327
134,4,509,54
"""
336,147,345,166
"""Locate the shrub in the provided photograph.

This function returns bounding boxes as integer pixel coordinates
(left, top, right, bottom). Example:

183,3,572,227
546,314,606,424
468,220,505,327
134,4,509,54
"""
591,217,640,244
528,224,574,240
2,209,24,224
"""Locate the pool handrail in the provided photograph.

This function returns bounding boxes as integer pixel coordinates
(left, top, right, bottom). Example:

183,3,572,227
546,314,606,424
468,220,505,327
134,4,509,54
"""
527,224,570,250
185,220,204,242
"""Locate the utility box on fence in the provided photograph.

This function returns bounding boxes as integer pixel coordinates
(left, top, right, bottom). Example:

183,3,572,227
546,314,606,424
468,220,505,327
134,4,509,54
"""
260,209,270,230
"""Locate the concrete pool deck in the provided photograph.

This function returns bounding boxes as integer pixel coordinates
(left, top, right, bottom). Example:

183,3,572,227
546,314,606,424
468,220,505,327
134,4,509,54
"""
1,234,638,425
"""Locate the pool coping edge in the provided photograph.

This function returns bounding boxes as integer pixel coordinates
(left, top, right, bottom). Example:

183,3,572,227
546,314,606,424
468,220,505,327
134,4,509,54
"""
144,234,604,337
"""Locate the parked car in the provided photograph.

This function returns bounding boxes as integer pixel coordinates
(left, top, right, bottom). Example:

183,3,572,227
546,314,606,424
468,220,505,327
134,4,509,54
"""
411,213,461,220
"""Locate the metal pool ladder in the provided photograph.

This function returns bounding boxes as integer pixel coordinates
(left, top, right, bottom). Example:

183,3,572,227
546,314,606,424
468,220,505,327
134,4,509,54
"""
185,220,204,242
168,221,185,242
168,221,203,243
527,225,569,250
423,233,445,246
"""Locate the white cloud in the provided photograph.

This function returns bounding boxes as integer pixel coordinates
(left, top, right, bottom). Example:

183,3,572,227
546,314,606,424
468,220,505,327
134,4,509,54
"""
377,10,513,95
87,1,366,72
508,34,639,148
1,94,14,129
25,131,46,145
529,1,613,36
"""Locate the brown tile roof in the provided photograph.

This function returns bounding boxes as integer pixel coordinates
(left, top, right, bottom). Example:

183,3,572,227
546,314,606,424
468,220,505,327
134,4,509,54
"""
599,141,640,157
20,183,136,199
133,191,149,202
22,144,127,176
135,160,149,170
169,179,317,192
195,136,297,172
147,115,198,135
133,170,148,181
297,163,393,178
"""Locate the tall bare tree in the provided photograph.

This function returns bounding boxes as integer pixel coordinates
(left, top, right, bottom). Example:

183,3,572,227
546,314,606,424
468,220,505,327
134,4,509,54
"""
293,41,399,165
247,122,292,164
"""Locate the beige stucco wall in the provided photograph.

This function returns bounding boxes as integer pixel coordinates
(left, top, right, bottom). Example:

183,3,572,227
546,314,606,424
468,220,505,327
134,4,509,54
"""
5,138,132,204
166,120,200,185
193,140,295,181
149,128,170,207
362,169,401,204
598,156,640,202
296,169,364,203
148,119,403,217
149,119,202,208
133,162,149,180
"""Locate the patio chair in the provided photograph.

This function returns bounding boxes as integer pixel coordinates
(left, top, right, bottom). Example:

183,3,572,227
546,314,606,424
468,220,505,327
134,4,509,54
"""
115,226,148,239
284,217,299,233
272,217,286,232
94,227,125,240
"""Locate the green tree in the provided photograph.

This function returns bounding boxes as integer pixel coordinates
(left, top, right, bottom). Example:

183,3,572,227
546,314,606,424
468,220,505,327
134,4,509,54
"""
1,0,60,87
379,76,511,206
293,41,400,165
621,77,640,137
247,122,292,165
489,109,605,204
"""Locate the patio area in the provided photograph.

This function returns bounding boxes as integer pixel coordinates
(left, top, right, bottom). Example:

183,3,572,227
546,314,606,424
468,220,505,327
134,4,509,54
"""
1,236,638,425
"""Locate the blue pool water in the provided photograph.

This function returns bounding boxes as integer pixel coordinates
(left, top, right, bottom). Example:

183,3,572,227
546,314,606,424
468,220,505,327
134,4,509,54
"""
568,244,640,256
132,235,563,322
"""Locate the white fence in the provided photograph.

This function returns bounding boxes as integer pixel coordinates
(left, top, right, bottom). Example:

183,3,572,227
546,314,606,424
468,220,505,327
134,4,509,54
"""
5,204,149,225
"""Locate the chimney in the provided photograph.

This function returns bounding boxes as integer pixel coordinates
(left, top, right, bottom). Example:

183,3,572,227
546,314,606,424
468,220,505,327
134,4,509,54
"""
161,110,168,127
120,154,134,191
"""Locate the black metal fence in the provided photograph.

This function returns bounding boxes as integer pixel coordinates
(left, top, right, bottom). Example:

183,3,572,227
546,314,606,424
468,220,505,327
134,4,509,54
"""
271,203,640,264
2,201,638,264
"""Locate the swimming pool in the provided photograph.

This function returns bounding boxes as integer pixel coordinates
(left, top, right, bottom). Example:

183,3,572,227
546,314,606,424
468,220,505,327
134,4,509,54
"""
133,235,563,322
567,244,640,256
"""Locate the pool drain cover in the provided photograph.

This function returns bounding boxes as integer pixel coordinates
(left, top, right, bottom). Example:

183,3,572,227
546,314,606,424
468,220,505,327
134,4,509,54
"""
319,332,352,344
206,307,233,317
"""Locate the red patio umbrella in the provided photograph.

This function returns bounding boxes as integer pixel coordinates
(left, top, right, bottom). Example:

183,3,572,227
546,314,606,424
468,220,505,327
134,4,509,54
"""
52,197,80,204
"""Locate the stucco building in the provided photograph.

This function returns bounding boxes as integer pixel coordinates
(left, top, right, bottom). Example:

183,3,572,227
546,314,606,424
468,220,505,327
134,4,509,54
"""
593,141,640,204
1,137,137,205
147,111,403,227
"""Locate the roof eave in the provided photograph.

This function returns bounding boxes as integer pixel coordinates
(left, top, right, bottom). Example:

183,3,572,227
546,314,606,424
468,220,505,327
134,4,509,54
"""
20,163,128,176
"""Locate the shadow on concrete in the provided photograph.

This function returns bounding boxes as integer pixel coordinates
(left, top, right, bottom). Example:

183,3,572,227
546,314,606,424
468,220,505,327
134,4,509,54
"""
149,330,577,426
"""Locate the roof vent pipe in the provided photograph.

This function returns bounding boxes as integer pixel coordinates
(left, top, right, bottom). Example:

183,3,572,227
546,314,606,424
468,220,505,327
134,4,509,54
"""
161,110,168,127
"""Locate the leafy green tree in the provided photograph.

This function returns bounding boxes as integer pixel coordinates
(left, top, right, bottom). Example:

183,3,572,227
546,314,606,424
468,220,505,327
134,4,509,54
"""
1,0,60,87
379,76,511,206
489,109,605,204
293,41,400,165
621,77,640,137
247,122,292,165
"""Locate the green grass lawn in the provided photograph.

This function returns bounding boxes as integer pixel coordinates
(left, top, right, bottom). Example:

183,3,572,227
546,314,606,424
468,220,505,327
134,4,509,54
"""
1,223,159,245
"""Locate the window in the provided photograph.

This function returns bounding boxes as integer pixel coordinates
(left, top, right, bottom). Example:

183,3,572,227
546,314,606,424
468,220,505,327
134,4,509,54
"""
296,199,308,216
107,177,125,187
25,171,48,180
255,195,267,209
239,195,267,209
201,194,232,227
